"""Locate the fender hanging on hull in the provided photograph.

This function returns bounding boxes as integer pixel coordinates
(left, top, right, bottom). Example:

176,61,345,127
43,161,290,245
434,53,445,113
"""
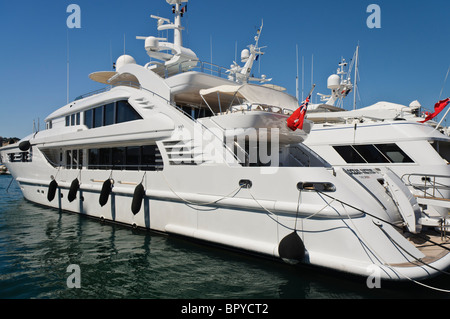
47,180,58,202
68,178,80,203
99,179,113,207
131,183,145,215
278,231,306,264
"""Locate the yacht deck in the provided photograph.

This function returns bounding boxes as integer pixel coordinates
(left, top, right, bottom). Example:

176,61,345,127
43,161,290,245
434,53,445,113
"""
391,231,450,268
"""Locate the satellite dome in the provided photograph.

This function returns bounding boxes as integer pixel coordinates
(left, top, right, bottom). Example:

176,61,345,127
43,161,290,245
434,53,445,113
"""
145,36,160,52
115,55,136,70
327,74,341,90
241,49,250,62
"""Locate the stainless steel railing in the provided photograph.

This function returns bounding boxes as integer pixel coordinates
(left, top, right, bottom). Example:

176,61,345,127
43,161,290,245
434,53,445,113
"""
401,173,450,200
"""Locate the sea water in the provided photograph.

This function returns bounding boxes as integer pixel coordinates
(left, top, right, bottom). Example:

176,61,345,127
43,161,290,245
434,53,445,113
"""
1,175,449,300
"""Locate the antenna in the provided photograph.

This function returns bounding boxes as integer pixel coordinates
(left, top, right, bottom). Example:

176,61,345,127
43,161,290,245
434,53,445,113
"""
302,56,304,101
439,64,450,100
110,40,113,70
296,44,299,101
124,33,126,55
210,34,213,74
67,29,70,104
311,54,314,101
353,45,359,110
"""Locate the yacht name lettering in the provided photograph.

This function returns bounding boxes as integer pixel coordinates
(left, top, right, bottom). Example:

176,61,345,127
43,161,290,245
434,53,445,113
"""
344,168,377,175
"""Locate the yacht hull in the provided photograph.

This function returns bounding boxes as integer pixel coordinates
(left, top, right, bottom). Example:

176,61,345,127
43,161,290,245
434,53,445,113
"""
3,143,450,282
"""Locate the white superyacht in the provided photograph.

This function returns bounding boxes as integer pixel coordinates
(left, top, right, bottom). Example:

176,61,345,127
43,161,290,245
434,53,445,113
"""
2,0,450,283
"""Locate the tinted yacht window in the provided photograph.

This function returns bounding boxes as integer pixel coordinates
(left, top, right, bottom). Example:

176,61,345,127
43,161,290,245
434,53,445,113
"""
85,109,93,129
430,140,450,162
375,144,413,163
84,100,142,129
112,147,126,169
127,146,140,170
88,149,99,169
99,148,111,168
116,101,141,123
333,143,414,164
81,145,163,171
104,103,115,126
334,145,366,163
353,145,389,163
94,106,103,128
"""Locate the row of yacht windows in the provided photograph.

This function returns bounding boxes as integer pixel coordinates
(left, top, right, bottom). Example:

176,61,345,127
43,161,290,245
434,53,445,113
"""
84,100,142,129
60,100,142,129
333,143,414,164
65,145,163,171
66,113,81,127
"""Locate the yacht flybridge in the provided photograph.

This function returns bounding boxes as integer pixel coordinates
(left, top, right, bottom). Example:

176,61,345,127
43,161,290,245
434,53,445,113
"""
2,0,450,283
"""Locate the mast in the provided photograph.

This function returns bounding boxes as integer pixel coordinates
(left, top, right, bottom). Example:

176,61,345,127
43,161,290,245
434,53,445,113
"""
296,45,299,101
172,0,183,47
302,56,304,101
240,20,264,80
353,45,359,110
67,29,70,104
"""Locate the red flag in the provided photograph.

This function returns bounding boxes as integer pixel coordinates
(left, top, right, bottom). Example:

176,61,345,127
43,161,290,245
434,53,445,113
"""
419,98,450,123
287,96,310,131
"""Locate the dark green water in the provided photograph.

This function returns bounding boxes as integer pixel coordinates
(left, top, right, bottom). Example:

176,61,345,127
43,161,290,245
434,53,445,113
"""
1,175,450,301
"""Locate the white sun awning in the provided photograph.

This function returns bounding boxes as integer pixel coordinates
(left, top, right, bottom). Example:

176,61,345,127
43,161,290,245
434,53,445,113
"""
199,84,299,110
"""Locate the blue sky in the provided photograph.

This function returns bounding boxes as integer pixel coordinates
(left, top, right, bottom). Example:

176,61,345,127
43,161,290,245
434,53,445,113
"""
1,0,450,138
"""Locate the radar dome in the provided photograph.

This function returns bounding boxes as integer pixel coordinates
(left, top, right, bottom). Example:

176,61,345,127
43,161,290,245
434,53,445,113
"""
327,74,341,89
241,49,250,62
116,55,136,70
145,37,160,52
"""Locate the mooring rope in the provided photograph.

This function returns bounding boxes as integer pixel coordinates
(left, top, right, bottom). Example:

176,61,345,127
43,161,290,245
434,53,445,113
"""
6,176,14,193
161,172,243,206
160,173,450,291
377,226,450,292
316,190,450,292
317,191,450,253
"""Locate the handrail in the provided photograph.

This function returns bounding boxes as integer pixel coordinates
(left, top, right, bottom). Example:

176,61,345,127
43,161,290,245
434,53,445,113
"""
401,173,450,200
138,85,245,166
228,103,294,116
167,101,245,166
74,81,141,101
75,87,110,101
177,60,237,81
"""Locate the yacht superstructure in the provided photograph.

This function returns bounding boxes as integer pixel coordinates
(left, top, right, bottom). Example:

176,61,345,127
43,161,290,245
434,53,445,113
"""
2,0,450,283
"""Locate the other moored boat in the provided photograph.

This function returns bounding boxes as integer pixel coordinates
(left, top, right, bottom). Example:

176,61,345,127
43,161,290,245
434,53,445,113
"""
303,55,450,231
